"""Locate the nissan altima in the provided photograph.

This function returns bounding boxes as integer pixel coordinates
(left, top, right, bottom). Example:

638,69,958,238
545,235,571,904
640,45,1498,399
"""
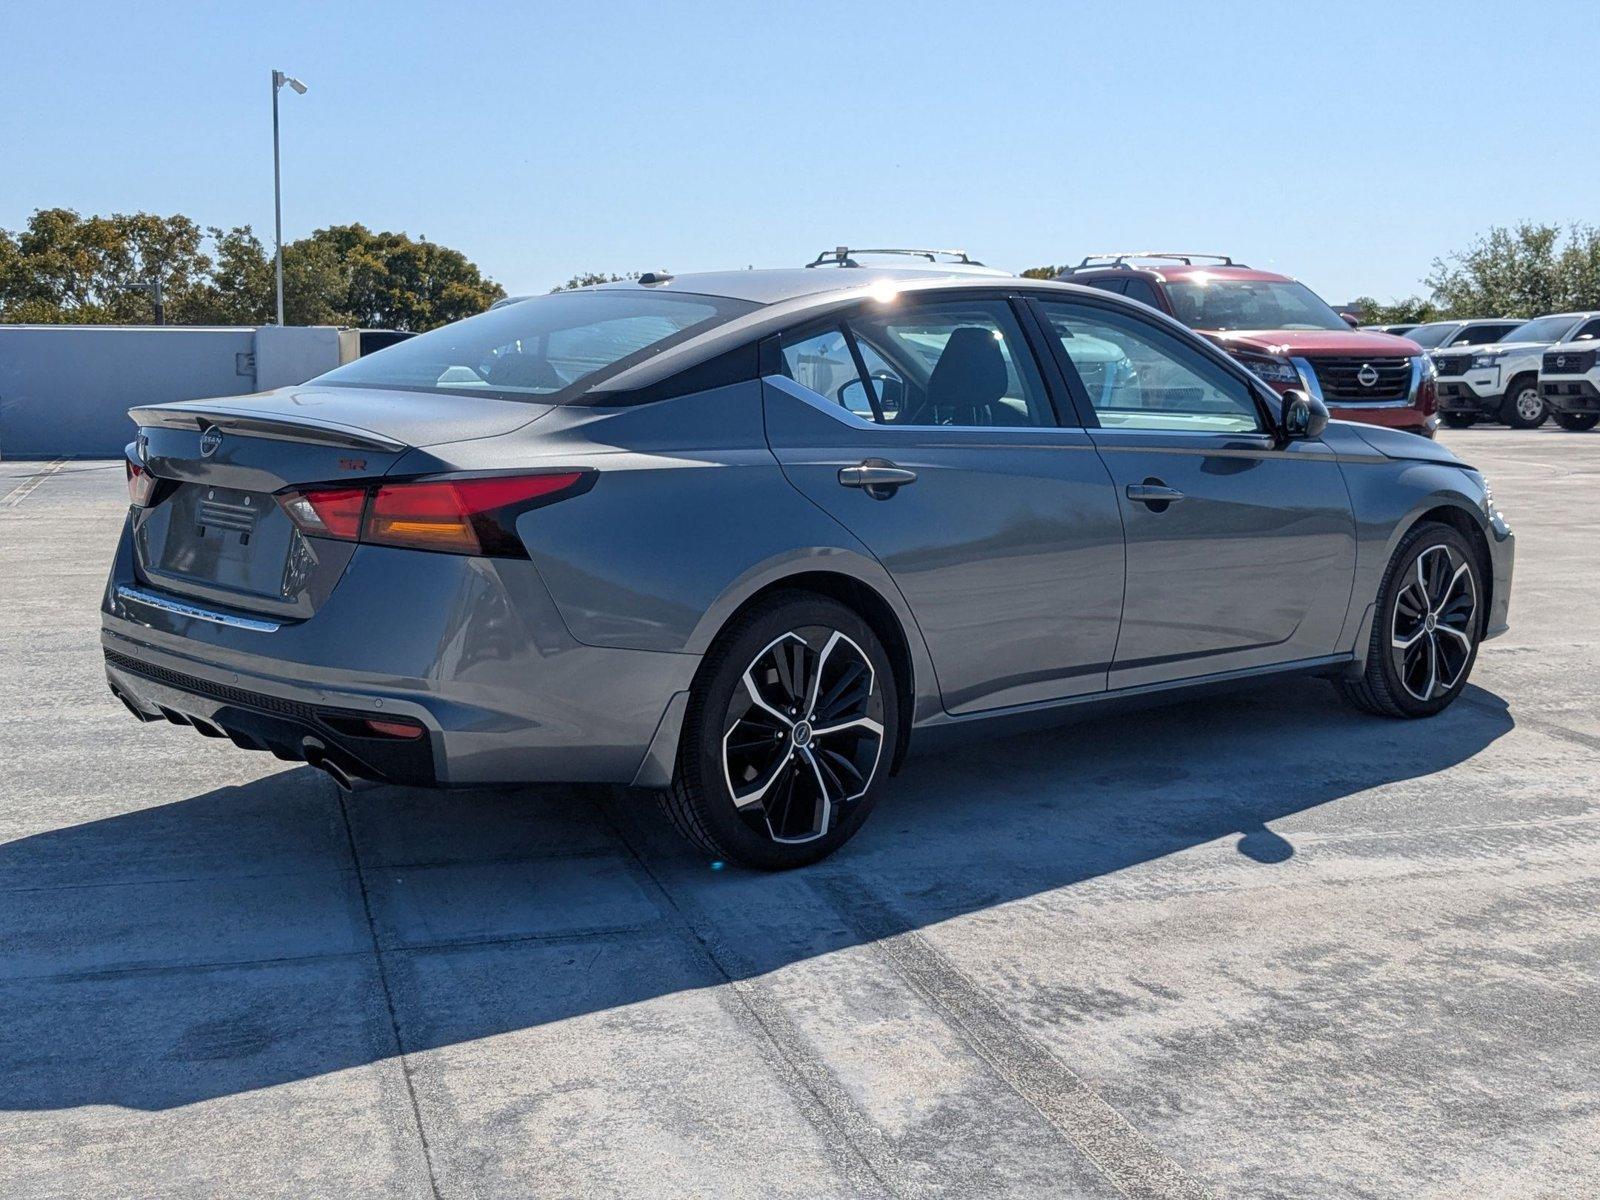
103,265,1514,868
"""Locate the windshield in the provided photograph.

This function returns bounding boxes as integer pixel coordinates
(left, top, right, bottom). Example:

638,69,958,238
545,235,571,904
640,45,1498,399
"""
1501,314,1581,345
317,289,754,401
1165,277,1349,332
1403,323,1457,348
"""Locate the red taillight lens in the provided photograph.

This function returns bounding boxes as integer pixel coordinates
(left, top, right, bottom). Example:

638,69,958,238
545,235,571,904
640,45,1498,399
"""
126,460,157,507
276,472,589,558
365,474,584,555
278,487,368,540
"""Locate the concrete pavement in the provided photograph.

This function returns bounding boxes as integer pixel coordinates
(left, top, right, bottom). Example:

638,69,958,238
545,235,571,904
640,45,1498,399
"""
1,427,1596,1198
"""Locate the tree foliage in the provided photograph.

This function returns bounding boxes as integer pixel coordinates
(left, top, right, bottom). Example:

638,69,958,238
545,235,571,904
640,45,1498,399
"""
551,271,640,292
1020,265,1065,280
0,209,504,330
1425,222,1600,319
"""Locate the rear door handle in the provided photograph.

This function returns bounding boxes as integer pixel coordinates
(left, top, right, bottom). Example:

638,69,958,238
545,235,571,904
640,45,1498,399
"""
1125,480,1185,510
839,459,918,499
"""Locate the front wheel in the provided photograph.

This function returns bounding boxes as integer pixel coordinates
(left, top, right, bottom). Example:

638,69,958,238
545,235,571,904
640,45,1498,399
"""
1499,377,1547,428
1337,522,1484,719
1441,413,1476,430
662,592,898,869
1552,410,1600,431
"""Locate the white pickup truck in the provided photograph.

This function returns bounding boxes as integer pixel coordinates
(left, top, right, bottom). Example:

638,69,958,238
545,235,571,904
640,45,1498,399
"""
1432,311,1600,428
1541,342,1600,431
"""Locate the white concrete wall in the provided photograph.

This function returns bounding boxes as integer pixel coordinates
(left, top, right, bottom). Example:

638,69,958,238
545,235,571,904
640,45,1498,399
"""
0,325,351,459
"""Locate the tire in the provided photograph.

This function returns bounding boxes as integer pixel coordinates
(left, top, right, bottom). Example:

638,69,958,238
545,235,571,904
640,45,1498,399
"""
1337,522,1485,719
1441,413,1476,430
1499,376,1547,428
661,591,899,869
1552,410,1600,431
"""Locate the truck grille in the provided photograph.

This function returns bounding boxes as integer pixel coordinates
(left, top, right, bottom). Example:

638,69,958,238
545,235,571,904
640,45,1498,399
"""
1543,349,1596,374
1307,357,1413,403
1433,353,1471,378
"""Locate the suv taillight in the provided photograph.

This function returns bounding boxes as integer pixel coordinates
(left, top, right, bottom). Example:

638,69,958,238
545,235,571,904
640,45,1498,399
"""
276,471,592,558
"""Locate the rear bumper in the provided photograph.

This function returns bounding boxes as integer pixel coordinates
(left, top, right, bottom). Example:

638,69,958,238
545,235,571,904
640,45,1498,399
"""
1541,377,1600,413
101,528,699,787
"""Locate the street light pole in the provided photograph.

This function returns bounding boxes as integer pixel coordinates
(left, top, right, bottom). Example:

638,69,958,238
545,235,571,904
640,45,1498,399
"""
270,69,307,326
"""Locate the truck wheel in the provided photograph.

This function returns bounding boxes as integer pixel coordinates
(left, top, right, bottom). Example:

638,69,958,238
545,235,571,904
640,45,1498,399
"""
1441,413,1476,429
662,591,898,870
1499,376,1547,428
1552,411,1600,431
1337,522,1483,719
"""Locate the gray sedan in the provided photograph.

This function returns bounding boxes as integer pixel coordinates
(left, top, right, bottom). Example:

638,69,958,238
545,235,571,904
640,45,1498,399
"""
103,268,1514,868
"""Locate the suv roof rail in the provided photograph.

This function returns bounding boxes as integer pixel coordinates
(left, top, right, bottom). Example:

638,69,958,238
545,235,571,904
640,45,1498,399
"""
1065,252,1245,272
806,246,984,269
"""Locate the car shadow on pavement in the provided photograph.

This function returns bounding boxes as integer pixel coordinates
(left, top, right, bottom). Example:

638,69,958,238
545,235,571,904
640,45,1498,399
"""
0,678,1514,1112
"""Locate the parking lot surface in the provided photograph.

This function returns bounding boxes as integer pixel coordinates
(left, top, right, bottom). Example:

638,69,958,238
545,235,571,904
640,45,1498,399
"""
2,427,1597,1199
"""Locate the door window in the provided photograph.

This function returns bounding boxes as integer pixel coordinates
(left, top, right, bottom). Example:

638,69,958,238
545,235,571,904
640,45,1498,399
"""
845,299,1054,427
1036,301,1263,434
1572,319,1600,342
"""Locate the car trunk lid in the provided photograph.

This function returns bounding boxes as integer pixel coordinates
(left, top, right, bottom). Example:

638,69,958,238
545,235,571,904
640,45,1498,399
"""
126,386,552,619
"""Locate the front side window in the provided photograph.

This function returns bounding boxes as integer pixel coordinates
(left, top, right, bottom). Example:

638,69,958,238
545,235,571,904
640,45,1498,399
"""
317,289,753,402
1572,319,1600,341
1120,277,1164,310
778,298,1053,428
1164,277,1349,332
1037,301,1262,434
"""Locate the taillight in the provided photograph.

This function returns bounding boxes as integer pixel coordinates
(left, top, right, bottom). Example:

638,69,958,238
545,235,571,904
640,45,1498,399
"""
279,487,366,540
125,460,158,507
276,471,590,558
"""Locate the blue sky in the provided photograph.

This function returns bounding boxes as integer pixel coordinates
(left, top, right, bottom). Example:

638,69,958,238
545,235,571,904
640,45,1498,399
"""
3,1,1595,303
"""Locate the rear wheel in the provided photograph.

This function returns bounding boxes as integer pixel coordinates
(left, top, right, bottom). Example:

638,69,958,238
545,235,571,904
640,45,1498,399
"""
1441,413,1476,430
662,592,898,869
1552,410,1600,431
1338,522,1483,718
1499,376,1547,428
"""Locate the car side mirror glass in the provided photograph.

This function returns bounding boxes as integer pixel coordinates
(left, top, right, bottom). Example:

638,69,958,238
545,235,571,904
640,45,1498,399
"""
1280,388,1329,441
838,375,903,417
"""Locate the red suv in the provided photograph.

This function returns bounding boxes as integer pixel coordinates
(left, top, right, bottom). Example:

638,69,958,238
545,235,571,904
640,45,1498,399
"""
1059,254,1437,437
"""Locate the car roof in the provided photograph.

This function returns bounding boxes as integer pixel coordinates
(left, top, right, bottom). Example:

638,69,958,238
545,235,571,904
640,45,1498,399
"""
580,271,1147,400
1082,263,1294,284
493,266,1015,312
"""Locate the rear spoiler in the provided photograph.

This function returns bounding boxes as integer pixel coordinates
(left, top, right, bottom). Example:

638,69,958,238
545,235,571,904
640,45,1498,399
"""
127,404,407,453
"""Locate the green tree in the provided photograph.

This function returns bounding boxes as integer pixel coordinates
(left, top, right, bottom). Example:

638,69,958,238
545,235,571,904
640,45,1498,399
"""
1348,295,1441,326
1424,222,1600,318
552,271,640,291
0,210,504,330
1020,265,1065,280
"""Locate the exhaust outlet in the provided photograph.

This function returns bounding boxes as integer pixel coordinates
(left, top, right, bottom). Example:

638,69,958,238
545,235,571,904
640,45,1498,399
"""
302,737,355,792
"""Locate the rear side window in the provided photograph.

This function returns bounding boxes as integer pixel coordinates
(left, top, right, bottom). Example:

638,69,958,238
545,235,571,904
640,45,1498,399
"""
777,299,1054,428
317,290,754,402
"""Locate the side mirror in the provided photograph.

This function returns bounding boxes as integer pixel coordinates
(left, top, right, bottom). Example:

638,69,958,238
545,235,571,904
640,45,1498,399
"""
838,374,903,416
1280,388,1329,441
1340,312,1361,328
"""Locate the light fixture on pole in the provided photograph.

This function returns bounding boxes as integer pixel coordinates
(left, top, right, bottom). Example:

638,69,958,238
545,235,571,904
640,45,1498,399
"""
271,69,308,326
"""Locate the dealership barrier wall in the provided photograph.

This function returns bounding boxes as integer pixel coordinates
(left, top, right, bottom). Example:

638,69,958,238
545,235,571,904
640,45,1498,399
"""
0,325,358,459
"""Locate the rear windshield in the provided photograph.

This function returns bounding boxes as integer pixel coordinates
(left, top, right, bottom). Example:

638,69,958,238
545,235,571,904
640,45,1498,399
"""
1165,278,1349,332
316,289,755,402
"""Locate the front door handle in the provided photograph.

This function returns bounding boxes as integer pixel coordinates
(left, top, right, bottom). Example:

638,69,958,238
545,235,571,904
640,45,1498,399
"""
839,459,918,499
1125,479,1185,511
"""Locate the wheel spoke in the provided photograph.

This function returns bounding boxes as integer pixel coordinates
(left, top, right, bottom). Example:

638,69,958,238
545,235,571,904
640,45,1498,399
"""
811,714,885,740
